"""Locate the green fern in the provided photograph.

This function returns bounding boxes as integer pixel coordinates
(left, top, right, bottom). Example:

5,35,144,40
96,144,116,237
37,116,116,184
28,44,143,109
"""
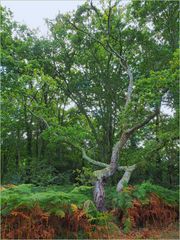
105,181,178,211
132,181,178,205
1,182,178,218
1,184,93,216
123,217,132,234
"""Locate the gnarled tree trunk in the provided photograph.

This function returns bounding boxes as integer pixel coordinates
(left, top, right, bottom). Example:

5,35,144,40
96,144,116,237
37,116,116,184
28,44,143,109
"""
93,179,106,211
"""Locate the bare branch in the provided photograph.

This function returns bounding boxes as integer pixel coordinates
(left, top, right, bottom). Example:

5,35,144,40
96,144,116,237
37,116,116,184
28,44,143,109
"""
108,110,159,176
127,109,160,135
116,164,136,192
125,66,133,107
82,148,107,168
82,148,129,171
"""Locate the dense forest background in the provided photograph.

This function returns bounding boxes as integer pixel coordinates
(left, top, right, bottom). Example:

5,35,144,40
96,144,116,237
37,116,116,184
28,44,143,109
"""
1,0,178,188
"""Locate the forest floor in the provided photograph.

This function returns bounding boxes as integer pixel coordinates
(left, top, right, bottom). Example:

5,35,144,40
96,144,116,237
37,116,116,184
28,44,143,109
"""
119,224,179,239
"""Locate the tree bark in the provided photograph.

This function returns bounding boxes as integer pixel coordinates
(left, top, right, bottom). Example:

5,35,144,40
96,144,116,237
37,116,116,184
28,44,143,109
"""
116,164,136,192
93,179,106,211
24,102,32,183
15,128,21,170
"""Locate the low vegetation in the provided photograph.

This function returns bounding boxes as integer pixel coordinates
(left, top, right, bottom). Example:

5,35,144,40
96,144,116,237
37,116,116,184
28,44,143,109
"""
1,182,178,239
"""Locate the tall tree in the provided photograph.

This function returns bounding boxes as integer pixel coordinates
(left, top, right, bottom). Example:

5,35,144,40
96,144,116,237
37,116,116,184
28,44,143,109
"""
1,1,179,210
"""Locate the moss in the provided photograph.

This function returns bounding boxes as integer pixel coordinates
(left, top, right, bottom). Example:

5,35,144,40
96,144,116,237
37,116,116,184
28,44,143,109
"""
93,167,111,179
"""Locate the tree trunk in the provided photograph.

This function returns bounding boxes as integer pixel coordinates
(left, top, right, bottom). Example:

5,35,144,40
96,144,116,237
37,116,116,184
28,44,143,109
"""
93,133,129,210
35,124,39,159
15,128,21,170
24,103,32,183
93,179,106,211
38,123,46,159
1,153,8,179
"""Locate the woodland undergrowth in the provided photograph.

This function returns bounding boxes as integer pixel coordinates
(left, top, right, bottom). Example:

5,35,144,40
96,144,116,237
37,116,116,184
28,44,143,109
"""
1,182,179,239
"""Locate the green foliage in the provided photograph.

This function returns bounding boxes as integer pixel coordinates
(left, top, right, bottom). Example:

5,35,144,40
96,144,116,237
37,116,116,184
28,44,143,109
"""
1,182,178,237
1,183,116,235
73,167,94,186
1,184,93,216
106,182,178,211
123,217,132,234
4,182,171,216
83,199,113,225
109,189,133,210
132,181,179,206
